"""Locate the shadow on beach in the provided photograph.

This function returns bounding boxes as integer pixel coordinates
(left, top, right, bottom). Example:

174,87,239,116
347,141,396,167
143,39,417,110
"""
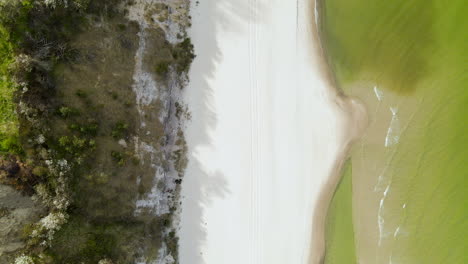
178,1,258,263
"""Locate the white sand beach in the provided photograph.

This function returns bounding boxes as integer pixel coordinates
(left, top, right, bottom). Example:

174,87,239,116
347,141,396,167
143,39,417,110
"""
179,0,366,263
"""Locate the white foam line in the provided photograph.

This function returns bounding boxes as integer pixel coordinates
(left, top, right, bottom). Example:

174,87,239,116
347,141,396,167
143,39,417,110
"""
385,106,400,147
377,184,391,246
373,86,384,101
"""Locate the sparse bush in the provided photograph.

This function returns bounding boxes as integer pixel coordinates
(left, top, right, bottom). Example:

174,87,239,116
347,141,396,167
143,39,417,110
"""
58,136,70,147
88,139,95,149
172,38,195,73
155,61,170,76
58,106,79,118
117,23,126,31
0,133,22,154
110,91,119,100
110,151,125,166
72,136,86,149
111,121,128,139
58,135,91,156
75,89,87,98
69,121,99,136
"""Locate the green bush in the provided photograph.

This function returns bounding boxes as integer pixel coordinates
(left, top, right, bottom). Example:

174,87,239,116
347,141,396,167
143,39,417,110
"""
49,218,120,264
155,61,170,76
58,135,91,156
110,150,125,166
0,133,21,154
58,106,80,118
111,121,128,139
0,18,21,155
172,38,195,73
75,89,87,98
69,121,99,136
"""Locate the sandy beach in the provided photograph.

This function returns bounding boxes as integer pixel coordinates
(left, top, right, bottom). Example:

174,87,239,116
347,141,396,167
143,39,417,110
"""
179,0,366,263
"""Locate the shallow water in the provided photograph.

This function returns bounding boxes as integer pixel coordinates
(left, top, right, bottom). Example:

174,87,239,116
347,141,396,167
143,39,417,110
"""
323,160,357,264
321,0,468,263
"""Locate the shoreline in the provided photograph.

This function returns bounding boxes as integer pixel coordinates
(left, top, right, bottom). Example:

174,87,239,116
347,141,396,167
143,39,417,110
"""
306,1,368,262
179,0,367,263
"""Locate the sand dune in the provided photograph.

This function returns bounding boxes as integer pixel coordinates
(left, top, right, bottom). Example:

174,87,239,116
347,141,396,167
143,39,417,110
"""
179,0,366,263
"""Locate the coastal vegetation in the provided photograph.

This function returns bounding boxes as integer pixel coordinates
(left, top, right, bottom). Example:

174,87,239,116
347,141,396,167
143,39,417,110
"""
0,0,194,263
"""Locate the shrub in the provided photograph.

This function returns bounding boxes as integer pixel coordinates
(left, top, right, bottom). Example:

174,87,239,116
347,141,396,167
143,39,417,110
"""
0,133,22,154
110,151,125,166
58,106,79,118
75,89,87,98
110,91,118,100
88,139,95,149
72,136,86,149
58,135,90,156
111,121,128,139
84,123,99,135
69,121,99,136
117,23,126,31
58,136,70,147
172,38,195,74
155,61,170,76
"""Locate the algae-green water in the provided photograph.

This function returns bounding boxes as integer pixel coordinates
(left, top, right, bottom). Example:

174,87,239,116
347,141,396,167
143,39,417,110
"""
324,161,357,264
321,0,467,263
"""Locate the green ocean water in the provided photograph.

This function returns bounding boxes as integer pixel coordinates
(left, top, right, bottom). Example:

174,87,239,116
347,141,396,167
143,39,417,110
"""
321,0,467,263
324,161,357,264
